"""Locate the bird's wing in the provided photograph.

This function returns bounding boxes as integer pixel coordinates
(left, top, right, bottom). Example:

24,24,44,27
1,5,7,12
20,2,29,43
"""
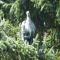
30,21,36,33
31,21,36,37
21,21,26,32
21,20,26,40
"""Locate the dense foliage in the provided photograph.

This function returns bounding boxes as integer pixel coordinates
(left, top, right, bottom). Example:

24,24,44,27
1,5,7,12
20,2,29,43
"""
0,0,60,60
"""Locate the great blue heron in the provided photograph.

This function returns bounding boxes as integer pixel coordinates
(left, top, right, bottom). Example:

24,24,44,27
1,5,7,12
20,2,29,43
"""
21,11,36,44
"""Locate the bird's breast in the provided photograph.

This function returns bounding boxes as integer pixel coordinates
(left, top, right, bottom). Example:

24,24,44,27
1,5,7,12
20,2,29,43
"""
24,21,35,33
25,22,31,31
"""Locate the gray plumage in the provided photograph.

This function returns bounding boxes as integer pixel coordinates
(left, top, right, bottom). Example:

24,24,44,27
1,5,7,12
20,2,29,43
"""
21,11,36,44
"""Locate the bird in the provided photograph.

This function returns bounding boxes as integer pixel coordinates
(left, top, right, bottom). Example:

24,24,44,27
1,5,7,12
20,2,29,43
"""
21,11,36,44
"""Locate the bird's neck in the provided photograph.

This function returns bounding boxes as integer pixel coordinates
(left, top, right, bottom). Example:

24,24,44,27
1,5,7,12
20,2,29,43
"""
26,15,31,22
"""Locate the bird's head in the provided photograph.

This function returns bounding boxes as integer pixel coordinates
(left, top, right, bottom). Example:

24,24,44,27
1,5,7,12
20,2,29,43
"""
26,11,30,17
